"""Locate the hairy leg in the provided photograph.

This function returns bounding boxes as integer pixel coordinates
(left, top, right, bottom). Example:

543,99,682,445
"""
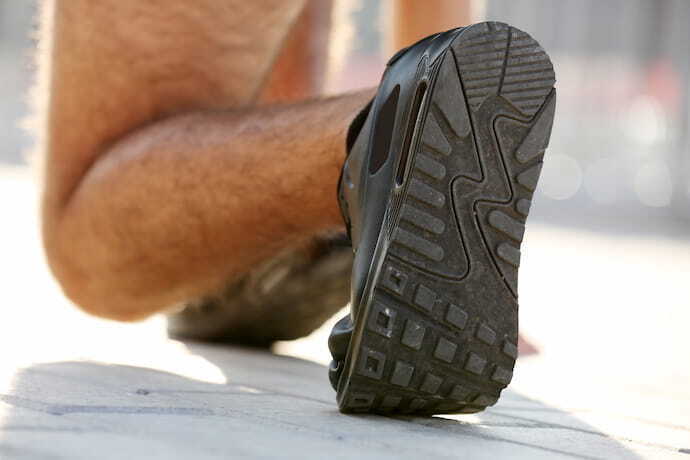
62,93,372,321
41,0,373,320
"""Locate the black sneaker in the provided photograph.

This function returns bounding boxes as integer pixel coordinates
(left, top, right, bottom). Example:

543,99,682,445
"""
329,22,556,415
167,233,352,347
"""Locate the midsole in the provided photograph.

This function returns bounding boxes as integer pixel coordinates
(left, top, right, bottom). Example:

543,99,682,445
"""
336,35,456,403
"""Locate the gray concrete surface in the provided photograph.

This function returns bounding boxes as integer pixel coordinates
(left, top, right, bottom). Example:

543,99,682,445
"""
0,346,679,460
1,167,689,459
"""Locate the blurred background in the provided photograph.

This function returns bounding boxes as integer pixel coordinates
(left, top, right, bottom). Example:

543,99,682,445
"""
0,2,33,165
0,1,688,458
3,0,689,229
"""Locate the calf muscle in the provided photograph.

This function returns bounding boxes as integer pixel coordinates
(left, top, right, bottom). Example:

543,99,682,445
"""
49,94,370,320
40,0,372,320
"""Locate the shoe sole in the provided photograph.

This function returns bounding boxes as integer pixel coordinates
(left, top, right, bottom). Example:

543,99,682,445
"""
336,22,556,415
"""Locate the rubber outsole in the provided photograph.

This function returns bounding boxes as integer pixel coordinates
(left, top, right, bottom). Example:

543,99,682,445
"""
337,22,556,415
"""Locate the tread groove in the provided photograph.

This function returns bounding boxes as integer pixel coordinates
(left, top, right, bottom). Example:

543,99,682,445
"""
497,26,511,94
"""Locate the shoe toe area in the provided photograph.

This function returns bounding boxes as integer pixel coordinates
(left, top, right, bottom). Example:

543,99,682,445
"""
328,315,354,362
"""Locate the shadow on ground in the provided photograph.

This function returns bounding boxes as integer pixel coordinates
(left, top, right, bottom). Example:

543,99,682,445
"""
0,343,642,460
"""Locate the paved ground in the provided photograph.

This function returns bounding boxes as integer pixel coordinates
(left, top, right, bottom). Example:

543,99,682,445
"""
1,166,689,459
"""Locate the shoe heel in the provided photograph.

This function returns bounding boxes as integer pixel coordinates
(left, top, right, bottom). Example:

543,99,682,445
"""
337,22,555,415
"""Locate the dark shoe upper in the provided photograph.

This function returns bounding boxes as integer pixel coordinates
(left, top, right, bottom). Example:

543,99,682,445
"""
168,233,352,347
329,27,465,389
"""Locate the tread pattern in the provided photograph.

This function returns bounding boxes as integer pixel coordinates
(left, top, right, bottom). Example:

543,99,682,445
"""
339,22,555,415
343,266,516,414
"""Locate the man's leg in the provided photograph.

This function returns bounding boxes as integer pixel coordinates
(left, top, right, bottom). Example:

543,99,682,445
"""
167,0,360,344
391,0,473,49
41,0,371,321
257,0,334,104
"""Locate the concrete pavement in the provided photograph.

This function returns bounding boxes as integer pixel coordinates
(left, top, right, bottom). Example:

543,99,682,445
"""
1,166,688,459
